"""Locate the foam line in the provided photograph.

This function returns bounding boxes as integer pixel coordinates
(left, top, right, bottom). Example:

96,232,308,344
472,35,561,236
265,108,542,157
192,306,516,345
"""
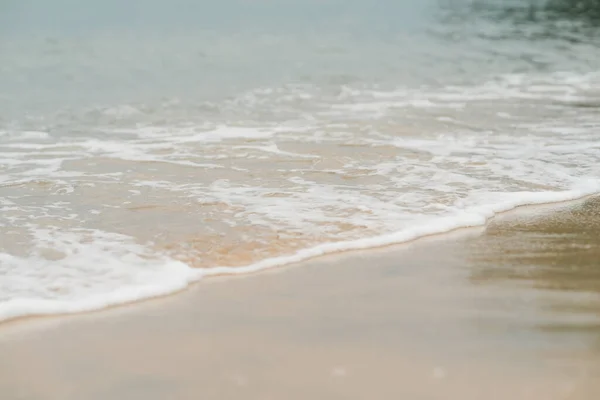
201,182,600,278
2,182,597,324
0,261,203,323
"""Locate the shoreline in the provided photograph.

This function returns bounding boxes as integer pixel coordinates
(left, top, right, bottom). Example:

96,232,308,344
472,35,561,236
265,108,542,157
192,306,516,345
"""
1,194,600,399
1,188,598,327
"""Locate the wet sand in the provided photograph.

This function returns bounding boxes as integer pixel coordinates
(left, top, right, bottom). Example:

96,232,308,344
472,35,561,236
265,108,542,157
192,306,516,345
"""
1,197,600,400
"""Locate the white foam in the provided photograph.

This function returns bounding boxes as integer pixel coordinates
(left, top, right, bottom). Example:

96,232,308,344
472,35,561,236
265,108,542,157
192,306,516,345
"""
1,182,598,323
200,181,600,277
234,143,320,159
0,228,202,323
176,126,276,143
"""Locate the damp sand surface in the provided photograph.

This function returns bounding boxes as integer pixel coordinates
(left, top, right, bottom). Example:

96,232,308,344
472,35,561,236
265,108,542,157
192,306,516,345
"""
1,197,600,400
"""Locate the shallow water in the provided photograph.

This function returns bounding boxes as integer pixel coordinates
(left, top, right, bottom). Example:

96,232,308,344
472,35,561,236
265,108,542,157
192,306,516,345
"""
1,0,600,321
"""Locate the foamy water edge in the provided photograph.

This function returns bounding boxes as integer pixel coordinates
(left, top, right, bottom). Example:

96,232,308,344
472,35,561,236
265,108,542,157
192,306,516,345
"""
1,182,598,324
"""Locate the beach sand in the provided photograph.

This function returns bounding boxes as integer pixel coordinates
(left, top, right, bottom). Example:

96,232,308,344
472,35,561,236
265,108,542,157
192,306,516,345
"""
1,197,600,400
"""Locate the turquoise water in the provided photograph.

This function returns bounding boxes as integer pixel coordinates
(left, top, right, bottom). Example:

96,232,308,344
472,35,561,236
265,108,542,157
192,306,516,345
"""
2,0,596,116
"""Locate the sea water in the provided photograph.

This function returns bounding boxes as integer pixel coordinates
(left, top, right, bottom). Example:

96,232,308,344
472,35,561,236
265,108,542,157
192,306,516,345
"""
1,0,600,321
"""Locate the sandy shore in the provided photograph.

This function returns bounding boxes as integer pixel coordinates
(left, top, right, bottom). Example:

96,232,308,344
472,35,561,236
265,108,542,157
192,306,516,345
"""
1,197,600,400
